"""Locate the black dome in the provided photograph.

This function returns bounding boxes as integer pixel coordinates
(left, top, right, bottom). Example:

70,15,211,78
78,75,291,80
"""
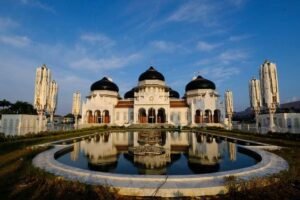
138,66,165,81
124,88,135,99
185,76,216,92
169,88,180,99
90,77,119,92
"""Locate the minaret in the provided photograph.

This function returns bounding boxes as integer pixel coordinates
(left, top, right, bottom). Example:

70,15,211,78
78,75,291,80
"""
225,90,234,130
47,80,58,123
72,91,81,127
34,65,51,132
260,60,280,132
249,78,262,132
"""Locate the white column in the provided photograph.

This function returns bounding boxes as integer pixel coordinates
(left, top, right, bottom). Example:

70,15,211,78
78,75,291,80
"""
225,90,234,130
190,103,195,125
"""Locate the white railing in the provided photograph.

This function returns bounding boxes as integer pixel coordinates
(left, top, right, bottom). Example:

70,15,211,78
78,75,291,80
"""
232,124,300,134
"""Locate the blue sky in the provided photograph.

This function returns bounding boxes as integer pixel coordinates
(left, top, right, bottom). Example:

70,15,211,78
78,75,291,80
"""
0,0,299,114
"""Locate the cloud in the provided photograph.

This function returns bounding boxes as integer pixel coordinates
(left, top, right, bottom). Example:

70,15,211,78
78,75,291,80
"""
196,41,220,52
20,0,56,13
198,66,240,84
0,52,37,104
53,73,92,114
218,50,248,64
283,96,300,103
150,40,181,53
167,1,218,25
227,0,247,7
229,34,252,42
80,33,116,48
70,53,141,71
0,17,19,31
195,49,249,66
0,35,31,47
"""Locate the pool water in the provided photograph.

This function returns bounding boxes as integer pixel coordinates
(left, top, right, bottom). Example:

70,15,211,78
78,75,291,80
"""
56,131,259,175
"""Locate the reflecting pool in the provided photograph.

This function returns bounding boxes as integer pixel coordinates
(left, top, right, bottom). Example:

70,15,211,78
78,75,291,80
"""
56,131,259,175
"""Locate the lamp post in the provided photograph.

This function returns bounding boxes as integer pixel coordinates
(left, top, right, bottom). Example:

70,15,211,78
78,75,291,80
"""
72,91,81,128
260,60,280,132
249,78,262,133
34,65,51,132
225,90,234,130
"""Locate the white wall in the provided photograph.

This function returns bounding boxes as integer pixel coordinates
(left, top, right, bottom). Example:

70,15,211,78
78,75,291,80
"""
0,114,43,136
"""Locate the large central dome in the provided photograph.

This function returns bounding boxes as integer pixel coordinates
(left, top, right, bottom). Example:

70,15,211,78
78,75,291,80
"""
138,66,165,81
90,77,119,92
185,76,216,91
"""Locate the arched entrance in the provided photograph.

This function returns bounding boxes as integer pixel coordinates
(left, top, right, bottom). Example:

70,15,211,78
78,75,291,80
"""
87,110,93,123
148,108,156,123
94,110,101,123
103,110,110,124
205,110,212,123
214,110,221,123
157,108,166,123
138,108,147,123
195,109,202,123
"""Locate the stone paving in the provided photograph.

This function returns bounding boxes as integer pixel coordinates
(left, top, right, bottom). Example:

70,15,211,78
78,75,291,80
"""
32,143,288,197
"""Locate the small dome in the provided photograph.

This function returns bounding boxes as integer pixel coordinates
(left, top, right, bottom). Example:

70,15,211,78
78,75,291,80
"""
124,88,135,99
185,76,216,92
90,77,119,92
169,88,180,99
138,66,165,81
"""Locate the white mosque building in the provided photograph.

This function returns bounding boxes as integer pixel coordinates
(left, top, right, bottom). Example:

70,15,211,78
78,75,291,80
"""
81,66,229,127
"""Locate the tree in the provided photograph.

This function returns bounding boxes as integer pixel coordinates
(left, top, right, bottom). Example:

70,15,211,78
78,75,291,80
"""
64,113,74,118
0,100,37,115
0,99,12,110
10,101,37,114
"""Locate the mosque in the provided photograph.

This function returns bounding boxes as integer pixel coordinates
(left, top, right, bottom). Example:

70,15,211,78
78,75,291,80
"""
81,66,228,127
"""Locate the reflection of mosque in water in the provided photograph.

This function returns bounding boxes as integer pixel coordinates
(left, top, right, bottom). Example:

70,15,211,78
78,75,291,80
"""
73,131,237,174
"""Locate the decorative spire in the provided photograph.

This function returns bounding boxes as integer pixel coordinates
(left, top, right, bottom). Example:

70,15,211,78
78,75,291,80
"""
260,60,280,109
72,91,81,116
249,78,262,111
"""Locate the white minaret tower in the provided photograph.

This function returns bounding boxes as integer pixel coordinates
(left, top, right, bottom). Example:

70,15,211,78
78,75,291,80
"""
34,65,51,132
72,91,81,126
260,60,280,132
249,78,262,132
47,80,58,123
225,90,234,130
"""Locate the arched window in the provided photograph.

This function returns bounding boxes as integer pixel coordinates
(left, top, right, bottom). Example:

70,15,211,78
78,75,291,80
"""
205,110,212,123
148,108,156,123
195,109,201,123
138,108,147,123
214,110,221,123
103,110,110,123
87,110,93,123
157,108,166,123
94,110,101,123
